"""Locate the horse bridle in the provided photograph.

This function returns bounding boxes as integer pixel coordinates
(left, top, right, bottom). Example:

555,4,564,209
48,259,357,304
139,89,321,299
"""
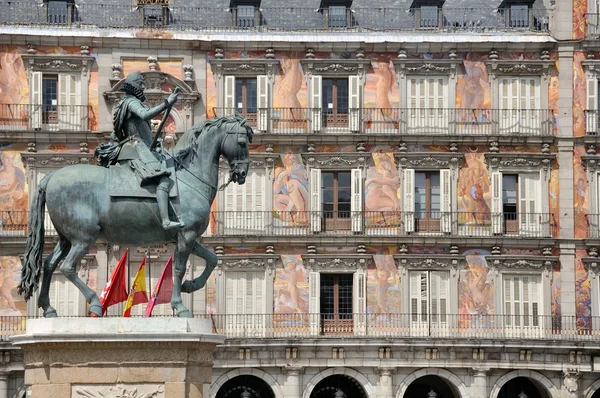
221,128,249,184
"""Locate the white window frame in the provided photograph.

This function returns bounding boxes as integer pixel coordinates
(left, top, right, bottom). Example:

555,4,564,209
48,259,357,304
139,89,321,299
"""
582,61,600,136
406,75,449,134
408,270,450,333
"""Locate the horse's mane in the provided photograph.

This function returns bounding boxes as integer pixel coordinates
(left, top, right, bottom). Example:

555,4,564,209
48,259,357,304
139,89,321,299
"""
171,115,254,166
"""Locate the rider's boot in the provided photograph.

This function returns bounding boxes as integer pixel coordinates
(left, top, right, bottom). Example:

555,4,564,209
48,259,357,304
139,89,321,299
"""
157,187,184,230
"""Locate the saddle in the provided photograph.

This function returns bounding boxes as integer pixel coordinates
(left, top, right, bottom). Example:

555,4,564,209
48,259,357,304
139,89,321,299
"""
108,160,178,199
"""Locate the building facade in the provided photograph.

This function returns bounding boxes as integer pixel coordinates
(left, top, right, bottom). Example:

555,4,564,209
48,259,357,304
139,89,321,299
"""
0,0,599,397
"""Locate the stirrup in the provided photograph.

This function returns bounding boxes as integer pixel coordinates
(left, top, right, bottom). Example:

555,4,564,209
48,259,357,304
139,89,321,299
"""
162,220,184,230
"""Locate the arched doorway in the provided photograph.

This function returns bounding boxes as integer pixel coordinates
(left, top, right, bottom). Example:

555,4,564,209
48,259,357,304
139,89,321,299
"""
310,374,367,398
215,375,276,398
497,377,551,398
403,375,459,398
593,389,600,398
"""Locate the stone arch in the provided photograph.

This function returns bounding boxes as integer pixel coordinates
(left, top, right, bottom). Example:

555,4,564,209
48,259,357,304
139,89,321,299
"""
582,377,600,398
302,367,376,398
396,368,470,398
209,368,284,398
489,370,560,398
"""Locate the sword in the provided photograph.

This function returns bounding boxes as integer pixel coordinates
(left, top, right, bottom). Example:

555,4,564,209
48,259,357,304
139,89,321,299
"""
150,86,180,151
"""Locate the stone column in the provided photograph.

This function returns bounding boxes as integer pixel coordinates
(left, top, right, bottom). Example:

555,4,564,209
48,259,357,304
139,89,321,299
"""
471,368,489,398
0,372,9,398
376,367,394,398
562,370,580,398
282,366,303,398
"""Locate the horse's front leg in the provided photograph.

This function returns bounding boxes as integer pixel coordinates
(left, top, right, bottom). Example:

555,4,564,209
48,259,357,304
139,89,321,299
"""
181,241,217,294
171,235,194,317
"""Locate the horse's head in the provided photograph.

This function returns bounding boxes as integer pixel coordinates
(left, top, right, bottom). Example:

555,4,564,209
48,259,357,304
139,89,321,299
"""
220,116,253,185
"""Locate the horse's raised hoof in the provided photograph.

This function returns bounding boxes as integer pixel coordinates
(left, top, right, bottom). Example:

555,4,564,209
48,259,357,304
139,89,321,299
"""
43,307,58,318
89,304,103,317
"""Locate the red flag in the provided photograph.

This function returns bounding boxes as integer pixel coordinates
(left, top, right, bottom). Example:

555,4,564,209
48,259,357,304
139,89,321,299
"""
145,256,173,317
123,258,149,317
99,249,129,316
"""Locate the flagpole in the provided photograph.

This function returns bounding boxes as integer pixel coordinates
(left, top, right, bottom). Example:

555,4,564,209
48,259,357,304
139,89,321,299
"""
147,249,152,305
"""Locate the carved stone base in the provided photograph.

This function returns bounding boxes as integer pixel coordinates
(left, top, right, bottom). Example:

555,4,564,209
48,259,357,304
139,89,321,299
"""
11,318,225,398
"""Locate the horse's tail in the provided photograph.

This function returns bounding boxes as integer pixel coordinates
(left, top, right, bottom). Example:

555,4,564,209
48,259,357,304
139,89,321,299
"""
18,172,52,301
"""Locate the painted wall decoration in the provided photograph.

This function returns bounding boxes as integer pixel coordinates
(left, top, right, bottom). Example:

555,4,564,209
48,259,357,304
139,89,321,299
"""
274,255,309,329
366,251,400,325
574,146,589,239
459,249,494,330
0,146,28,232
272,151,309,226
574,0,587,40
0,256,27,317
205,272,217,315
575,249,592,329
552,268,561,320
574,52,587,139
457,59,491,109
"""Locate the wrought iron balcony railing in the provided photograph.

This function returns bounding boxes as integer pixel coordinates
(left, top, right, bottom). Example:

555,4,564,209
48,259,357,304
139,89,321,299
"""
204,313,589,341
0,3,549,32
208,211,557,239
214,107,554,137
0,104,95,132
1,211,557,239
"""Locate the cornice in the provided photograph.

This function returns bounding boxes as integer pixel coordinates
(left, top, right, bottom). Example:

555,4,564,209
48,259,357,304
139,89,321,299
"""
300,58,371,78
392,59,462,78
302,152,368,169
21,152,94,168
394,254,464,276
304,255,372,271
220,152,276,169
395,152,464,170
484,59,554,77
581,60,600,77
485,255,558,275
484,152,555,173
217,255,278,270
209,58,281,77
21,54,95,75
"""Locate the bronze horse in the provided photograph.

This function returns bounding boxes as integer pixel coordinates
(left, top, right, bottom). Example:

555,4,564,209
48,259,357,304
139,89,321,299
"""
18,116,252,317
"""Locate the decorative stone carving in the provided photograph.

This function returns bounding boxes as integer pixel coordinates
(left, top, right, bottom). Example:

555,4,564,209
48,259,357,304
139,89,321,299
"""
303,153,367,169
74,384,165,398
563,370,580,393
393,58,462,80
484,153,555,179
485,59,553,80
80,46,90,56
22,54,95,76
300,58,370,81
209,58,280,77
583,257,600,278
265,48,275,59
21,153,94,169
396,152,464,170
305,256,372,271
396,255,463,275
111,63,123,80
182,64,194,81
485,255,558,276
217,256,276,270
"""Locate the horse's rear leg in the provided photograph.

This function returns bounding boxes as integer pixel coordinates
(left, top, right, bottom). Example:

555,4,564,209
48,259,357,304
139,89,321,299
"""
59,242,102,317
38,237,71,318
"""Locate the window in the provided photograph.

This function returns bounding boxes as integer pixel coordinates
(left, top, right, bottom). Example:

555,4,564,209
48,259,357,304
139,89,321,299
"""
320,274,353,334
409,271,449,331
236,5,255,27
491,172,541,236
402,169,451,234
328,6,347,27
42,75,58,126
419,6,439,28
225,271,265,335
219,168,268,234
140,5,170,26
310,168,362,233
407,76,448,133
509,5,530,28
503,275,540,328
235,77,258,121
322,78,349,128
499,77,540,134
587,78,600,135
47,0,73,24
31,72,82,131
223,75,268,131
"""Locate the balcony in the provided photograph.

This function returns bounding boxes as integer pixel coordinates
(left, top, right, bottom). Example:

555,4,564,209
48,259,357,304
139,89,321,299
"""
205,313,588,341
0,104,95,133
209,211,557,239
215,108,554,138
586,13,600,39
586,214,600,238
0,211,56,238
0,3,549,33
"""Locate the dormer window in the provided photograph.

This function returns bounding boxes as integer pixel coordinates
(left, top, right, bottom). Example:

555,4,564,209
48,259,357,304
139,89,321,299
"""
230,0,261,27
410,0,444,29
45,0,75,24
328,6,348,27
320,0,352,28
137,0,170,26
499,0,534,29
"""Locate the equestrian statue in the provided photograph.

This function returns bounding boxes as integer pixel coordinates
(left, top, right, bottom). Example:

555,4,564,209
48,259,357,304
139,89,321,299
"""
18,71,252,317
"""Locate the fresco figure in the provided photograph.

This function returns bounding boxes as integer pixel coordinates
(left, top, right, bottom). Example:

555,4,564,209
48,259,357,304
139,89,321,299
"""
460,251,494,329
372,250,398,314
273,152,309,223
275,255,308,314
458,153,490,225
0,257,23,316
276,56,304,127
365,152,399,212
0,151,27,212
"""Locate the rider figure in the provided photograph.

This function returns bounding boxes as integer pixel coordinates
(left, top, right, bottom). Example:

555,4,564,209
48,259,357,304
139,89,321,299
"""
112,72,184,230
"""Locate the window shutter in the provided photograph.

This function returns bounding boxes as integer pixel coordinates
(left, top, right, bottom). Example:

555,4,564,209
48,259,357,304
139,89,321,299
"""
504,276,513,326
309,270,320,335
351,168,363,233
353,271,366,335
30,72,43,129
521,77,540,132
224,75,236,116
588,78,598,135
402,168,415,233
409,271,428,328
58,74,81,130
531,275,540,327
37,171,56,235
491,171,503,235
257,75,268,132
519,173,541,236
348,75,361,132
309,168,322,233
310,75,322,132
439,169,452,233
437,271,448,324
407,78,421,131
409,271,420,324
221,168,267,233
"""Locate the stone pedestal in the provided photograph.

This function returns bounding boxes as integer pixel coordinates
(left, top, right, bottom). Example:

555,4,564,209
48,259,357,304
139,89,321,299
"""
11,318,225,398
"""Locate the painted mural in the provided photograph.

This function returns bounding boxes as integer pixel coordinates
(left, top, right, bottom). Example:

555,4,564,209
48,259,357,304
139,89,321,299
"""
459,249,494,330
0,256,27,318
272,152,309,227
576,249,592,329
574,0,587,40
274,255,309,329
366,252,401,325
0,146,28,232
205,272,217,315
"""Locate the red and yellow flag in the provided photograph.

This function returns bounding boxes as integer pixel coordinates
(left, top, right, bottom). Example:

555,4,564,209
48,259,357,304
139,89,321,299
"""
123,258,149,317
99,249,129,316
